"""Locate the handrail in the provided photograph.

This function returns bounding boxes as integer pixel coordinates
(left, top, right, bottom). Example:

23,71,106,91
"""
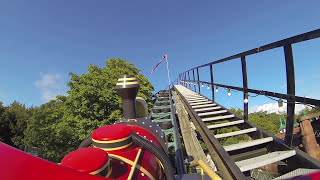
182,29,320,73
189,80,320,107
193,160,222,180
175,29,320,147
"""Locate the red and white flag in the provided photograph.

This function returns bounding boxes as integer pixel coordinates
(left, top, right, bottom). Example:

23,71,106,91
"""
150,53,167,75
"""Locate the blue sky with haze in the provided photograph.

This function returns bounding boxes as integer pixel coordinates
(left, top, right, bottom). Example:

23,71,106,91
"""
0,0,319,113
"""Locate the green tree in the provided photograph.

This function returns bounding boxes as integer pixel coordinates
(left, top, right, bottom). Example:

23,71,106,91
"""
248,111,283,134
230,107,285,134
0,101,33,148
24,58,154,162
0,102,11,144
230,107,243,117
24,100,78,162
60,58,154,140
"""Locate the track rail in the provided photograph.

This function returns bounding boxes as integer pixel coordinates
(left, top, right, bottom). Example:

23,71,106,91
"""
150,90,186,174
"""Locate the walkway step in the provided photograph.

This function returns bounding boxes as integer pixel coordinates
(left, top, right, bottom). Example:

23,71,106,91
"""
188,99,209,103
207,120,244,129
192,103,217,109
186,98,206,101
184,95,202,99
198,110,227,117
185,95,205,99
215,128,257,139
235,150,296,172
190,101,212,106
195,106,221,112
182,93,197,95
202,114,235,122
224,137,273,152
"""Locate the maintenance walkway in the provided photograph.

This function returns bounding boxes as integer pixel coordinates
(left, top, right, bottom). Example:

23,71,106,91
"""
174,85,320,180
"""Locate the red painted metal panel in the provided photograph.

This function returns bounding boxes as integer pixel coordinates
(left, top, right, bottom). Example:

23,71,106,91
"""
0,142,110,180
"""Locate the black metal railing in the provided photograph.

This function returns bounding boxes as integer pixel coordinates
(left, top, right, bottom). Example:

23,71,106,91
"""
172,29,320,147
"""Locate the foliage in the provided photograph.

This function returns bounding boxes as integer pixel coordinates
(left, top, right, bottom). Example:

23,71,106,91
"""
0,101,34,148
59,58,154,140
24,100,79,162
23,58,154,162
249,111,284,134
0,102,9,144
230,107,244,117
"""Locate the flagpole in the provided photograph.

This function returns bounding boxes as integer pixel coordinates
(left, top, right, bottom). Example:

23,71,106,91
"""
165,54,171,88
150,53,171,89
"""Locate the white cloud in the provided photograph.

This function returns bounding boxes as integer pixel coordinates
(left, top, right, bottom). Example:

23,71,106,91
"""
35,73,63,89
35,73,67,102
249,102,312,115
249,103,279,114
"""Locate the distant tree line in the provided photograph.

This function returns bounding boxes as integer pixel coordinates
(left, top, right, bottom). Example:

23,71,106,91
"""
0,58,154,162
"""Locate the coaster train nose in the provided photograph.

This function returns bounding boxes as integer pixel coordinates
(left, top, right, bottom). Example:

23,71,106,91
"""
60,75,174,180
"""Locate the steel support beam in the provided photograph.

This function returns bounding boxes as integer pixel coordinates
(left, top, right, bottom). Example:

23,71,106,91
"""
210,65,215,101
192,69,196,92
284,44,295,146
241,56,248,121
197,68,200,94
188,71,191,89
184,73,188,87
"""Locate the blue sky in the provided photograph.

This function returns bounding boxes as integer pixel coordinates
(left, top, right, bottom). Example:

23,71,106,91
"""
0,0,319,113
